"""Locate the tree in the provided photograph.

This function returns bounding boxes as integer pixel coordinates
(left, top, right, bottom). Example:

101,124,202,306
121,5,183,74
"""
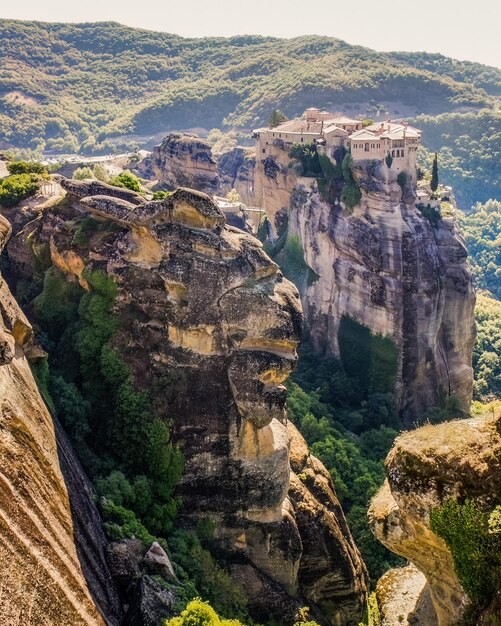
109,170,142,192
225,188,240,203
92,163,109,182
430,152,439,192
268,109,288,128
73,166,94,180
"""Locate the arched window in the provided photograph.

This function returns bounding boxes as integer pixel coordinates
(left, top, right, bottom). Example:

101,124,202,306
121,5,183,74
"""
401,150,405,157
392,150,395,157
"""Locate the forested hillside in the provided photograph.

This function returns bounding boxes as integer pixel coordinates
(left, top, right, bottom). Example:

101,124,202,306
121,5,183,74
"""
0,21,498,164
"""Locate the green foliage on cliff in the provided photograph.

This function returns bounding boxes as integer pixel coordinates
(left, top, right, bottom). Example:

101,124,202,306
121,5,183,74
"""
33,267,183,535
289,142,322,177
340,153,361,210
459,199,501,300
430,499,501,610
0,173,39,207
108,170,143,192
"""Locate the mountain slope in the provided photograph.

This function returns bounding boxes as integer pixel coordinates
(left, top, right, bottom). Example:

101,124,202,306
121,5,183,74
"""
0,19,498,155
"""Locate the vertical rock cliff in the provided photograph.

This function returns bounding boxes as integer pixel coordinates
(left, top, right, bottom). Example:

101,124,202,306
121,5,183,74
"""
0,214,115,626
7,180,368,625
254,156,475,423
139,135,476,423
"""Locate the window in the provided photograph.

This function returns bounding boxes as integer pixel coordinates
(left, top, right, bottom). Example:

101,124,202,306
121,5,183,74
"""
365,143,369,151
401,150,405,157
392,150,395,157
301,137,304,142
262,148,266,153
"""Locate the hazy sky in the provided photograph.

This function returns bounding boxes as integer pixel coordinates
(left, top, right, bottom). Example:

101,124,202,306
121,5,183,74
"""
2,0,500,67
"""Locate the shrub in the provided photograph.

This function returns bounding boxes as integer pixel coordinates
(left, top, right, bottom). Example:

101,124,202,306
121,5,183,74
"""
340,153,361,210
289,142,322,177
430,499,501,607
0,173,39,207
267,109,288,128
109,170,142,191
73,166,94,179
7,161,46,175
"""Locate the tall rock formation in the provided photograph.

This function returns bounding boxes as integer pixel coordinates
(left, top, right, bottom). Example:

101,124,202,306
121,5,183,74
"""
368,411,501,625
138,133,220,194
254,155,475,423
7,179,368,625
0,214,115,626
138,133,476,423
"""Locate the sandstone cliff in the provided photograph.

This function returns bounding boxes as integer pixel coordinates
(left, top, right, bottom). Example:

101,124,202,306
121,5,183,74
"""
7,179,368,625
139,133,220,194
368,412,501,625
256,156,475,423
0,214,114,626
138,135,475,423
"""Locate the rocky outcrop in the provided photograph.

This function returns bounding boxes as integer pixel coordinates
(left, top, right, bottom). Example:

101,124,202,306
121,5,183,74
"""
260,157,475,423
375,564,437,626
139,136,257,206
368,412,501,625
141,136,475,423
217,146,256,205
11,178,368,624
139,133,220,194
0,214,112,626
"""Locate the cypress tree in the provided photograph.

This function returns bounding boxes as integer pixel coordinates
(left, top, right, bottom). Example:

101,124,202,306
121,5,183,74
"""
268,109,288,128
431,152,439,192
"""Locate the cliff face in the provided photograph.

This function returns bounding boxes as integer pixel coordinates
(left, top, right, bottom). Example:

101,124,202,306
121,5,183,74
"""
0,214,113,626
139,133,221,194
10,179,368,625
139,136,475,422
258,158,475,422
139,135,257,205
368,412,501,625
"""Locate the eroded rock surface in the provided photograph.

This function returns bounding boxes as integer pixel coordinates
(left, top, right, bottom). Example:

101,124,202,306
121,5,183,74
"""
368,413,501,625
140,135,476,423
139,133,220,194
283,165,475,423
9,178,368,625
0,214,112,626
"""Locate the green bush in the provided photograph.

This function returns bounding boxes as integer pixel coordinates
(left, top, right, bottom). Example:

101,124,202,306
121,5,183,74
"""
7,160,46,175
430,499,501,608
165,598,244,626
73,166,94,179
417,203,442,226
340,153,361,210
168,531,249,620
0,173,39,207
289,142,322,177
109,170,142,192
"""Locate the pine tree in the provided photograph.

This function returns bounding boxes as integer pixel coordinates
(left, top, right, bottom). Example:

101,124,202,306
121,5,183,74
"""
268,110,288,128
431,152,439,192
